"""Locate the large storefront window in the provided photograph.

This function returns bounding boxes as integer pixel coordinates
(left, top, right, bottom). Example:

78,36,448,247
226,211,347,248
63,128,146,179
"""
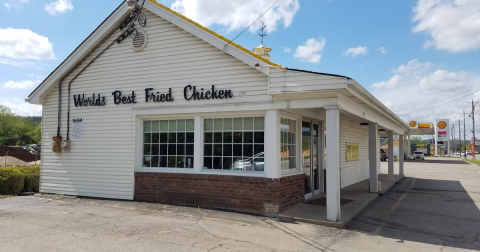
203,117,264,171
143,119,194,168
281,118,297,170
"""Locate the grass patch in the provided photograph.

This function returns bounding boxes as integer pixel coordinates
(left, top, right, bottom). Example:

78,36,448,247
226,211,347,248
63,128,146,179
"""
0,195,15,199
463,159,480,166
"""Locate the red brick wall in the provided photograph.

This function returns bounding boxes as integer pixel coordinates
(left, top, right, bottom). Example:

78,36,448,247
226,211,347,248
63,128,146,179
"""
134,172,305,214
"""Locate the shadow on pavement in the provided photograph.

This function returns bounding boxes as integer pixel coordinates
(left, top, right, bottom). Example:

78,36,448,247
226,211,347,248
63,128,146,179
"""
346,177,480,250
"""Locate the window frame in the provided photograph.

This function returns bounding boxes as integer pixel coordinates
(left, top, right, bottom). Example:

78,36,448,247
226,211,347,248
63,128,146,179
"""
137,115,198,174
201,115,266,173
141,118,195,170
280,112,302,176
135,112,267,177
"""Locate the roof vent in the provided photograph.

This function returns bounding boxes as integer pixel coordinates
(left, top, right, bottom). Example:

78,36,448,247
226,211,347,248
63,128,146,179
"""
131,29,147,52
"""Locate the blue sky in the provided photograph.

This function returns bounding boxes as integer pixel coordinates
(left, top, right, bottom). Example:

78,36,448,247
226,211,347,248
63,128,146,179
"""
1,0,479,134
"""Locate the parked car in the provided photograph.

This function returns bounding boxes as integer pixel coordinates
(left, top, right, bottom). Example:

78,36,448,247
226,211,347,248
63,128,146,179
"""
466,150,472,155
231,152,264,171
413,151,425,160
380,149,388,161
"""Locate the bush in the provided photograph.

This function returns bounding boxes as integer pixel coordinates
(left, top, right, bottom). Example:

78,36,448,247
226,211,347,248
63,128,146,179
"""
0,167,25,194
17,165,40,192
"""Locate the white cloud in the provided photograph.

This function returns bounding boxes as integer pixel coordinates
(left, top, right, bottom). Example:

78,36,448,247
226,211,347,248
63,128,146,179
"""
342,46,367,57
369,59,477,123
412,0,480,53
0,58,44,69
294,37,326,63
3,75,43,89
3,0,29,10
171,0,300,33
377,47,387,54
45,0,73,16
0,98,41,117
4,80,37,89
284,47,291,53
0,28,55,60
371,59,432,89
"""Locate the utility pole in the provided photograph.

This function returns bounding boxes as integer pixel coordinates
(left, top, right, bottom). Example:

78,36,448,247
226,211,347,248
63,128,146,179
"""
459,120,461,156
452,124,456,152
464,111,467,158
471,100,478,156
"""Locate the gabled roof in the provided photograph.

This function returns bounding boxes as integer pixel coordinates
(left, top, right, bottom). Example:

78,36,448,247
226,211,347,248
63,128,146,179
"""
27,0,284,104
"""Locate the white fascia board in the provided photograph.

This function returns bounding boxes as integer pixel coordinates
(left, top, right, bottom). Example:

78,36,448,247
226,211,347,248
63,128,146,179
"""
143,1,271,76
347,82,409,131
131,98,339,116
27,3,130,105
337,95,405,134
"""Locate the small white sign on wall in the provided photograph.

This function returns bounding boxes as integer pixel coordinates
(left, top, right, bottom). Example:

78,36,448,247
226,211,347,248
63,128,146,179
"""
71,118,83,140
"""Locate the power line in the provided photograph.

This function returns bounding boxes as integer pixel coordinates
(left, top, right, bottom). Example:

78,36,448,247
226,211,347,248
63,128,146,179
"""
397,90,479,116
223,0,280,52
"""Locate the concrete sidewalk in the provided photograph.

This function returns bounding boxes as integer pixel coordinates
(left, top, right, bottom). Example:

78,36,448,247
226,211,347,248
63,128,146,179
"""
277,173,404,228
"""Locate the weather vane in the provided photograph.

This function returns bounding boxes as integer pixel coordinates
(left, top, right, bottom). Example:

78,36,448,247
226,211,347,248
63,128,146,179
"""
258,22,267,44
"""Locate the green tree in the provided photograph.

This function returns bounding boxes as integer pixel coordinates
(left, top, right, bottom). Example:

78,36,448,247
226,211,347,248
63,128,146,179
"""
0,104,42,145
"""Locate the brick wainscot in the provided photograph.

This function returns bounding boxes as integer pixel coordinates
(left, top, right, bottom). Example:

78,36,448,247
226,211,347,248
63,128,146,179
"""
134,172,305,215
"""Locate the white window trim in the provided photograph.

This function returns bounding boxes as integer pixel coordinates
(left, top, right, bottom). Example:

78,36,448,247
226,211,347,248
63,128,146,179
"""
280,112,302,176
139,118,196,170
200,113,266,173
135,111,268,178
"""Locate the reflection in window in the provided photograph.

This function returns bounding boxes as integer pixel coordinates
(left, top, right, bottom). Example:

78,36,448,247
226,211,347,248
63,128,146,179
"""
281,118,297,170
143,119,194,168
203,117,264,171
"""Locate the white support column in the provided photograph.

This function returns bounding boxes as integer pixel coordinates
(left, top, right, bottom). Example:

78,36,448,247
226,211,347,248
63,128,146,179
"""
325,106,341,222
264,110,281,179
399,134,404,176
193,115,203,172
407,134,411,159
369,123,379,193
320,121,326,194
388,130,395,182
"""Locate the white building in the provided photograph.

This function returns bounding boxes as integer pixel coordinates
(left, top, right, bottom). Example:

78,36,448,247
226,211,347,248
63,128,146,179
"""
27,0,408,222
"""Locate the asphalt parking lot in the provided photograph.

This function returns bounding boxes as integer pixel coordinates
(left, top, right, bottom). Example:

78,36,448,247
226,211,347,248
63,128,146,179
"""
1,157,479,251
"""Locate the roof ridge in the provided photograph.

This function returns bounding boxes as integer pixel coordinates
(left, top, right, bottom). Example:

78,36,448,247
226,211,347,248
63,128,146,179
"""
148,0,284,70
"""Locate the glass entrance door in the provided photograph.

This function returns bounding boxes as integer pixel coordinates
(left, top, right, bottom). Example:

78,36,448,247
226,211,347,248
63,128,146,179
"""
302,121,321,199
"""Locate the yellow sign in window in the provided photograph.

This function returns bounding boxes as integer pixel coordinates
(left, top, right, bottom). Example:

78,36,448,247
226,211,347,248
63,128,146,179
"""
346,142,359,161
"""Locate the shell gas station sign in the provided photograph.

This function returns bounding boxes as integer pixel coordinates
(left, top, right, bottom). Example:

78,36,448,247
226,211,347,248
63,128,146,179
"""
436,119,449,142
408,121,433,129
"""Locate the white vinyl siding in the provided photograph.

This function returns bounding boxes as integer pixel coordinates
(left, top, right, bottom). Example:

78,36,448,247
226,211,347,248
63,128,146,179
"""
268,69,348,94
339,115,369,188
40,9,269,200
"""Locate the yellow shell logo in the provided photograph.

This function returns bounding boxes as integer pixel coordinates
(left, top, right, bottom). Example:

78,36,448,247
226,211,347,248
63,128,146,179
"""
437,121,447,129
409,121,417,127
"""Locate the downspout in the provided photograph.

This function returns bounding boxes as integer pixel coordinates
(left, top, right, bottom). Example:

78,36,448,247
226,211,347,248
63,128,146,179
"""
66,36,120,140
55,7,139,140
66,3,146,140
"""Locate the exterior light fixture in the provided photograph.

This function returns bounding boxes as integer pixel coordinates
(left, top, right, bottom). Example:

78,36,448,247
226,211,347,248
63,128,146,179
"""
379,128,386,132
126,0,137,9
360,122,369,126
